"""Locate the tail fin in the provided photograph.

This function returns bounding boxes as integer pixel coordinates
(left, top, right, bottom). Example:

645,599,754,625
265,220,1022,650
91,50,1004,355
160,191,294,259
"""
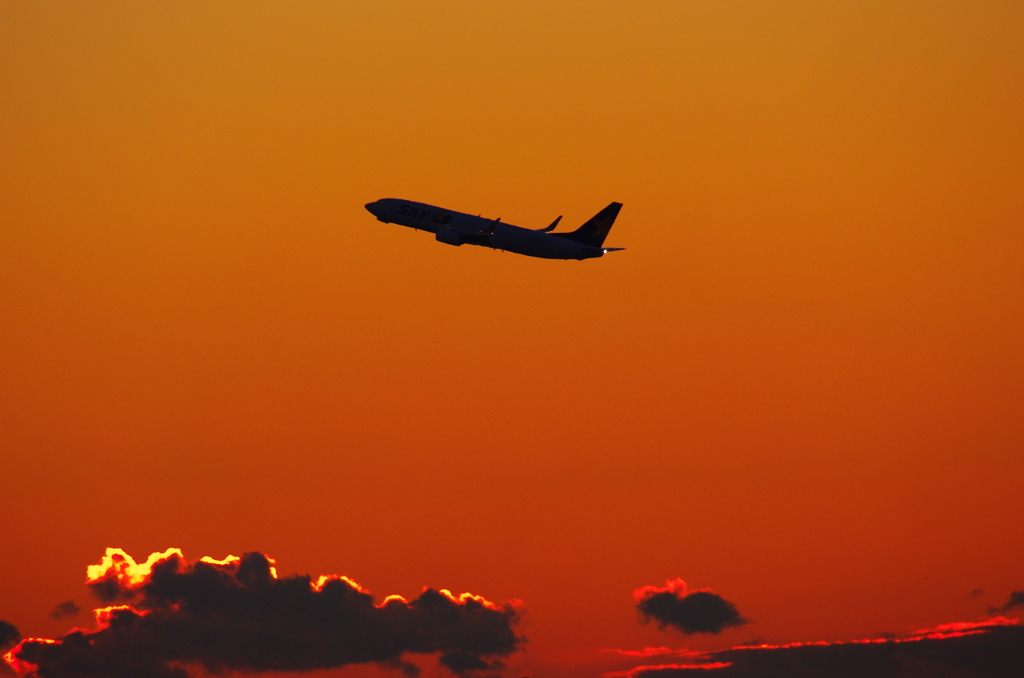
554,202,622,247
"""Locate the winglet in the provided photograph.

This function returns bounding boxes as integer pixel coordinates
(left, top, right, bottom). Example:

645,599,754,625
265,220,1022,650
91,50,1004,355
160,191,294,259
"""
537,215,562,232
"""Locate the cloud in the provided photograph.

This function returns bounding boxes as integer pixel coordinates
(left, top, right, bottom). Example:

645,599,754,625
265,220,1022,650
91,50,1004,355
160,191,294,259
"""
609,617,1024,678
989,590,1024,615
0,622,20,678
5,548,522,678
47,602,80,620
602,647,697,659
634,579,746,635
0,621,19,651
440,651,499,673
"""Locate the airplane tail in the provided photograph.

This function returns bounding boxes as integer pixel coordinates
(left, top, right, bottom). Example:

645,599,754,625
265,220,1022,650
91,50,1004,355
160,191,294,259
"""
554,202,622,247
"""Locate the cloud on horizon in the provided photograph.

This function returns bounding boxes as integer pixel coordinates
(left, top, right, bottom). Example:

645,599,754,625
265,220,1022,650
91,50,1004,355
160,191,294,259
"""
634,579,746,635
4,548,522,678
608,617,1024,678
8,554,1022,678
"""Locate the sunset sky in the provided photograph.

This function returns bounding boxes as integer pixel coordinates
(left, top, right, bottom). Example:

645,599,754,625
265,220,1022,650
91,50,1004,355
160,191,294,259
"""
1,3,1022,677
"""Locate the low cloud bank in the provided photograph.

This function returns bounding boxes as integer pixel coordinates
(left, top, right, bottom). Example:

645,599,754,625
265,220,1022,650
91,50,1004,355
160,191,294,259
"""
611,617,1024,678
4,548,521,678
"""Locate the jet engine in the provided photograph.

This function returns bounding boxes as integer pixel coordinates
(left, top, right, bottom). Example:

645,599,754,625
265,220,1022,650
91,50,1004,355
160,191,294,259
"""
435,229,462,246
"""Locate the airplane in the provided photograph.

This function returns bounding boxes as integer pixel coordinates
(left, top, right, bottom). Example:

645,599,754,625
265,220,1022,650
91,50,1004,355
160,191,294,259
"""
364,198,624,260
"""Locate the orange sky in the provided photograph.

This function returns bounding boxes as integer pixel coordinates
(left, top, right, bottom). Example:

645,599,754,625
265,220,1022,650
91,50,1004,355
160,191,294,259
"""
1,3,1022,677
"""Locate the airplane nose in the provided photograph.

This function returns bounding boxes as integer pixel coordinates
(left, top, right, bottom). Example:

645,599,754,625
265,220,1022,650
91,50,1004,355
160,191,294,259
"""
365,200,389,222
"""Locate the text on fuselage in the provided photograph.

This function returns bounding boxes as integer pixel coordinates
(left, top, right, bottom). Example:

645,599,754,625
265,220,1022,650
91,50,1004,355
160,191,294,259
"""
398,204,452,225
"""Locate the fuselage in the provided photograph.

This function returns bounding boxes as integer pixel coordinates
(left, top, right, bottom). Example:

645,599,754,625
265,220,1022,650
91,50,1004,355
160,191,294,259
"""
364,198,609,260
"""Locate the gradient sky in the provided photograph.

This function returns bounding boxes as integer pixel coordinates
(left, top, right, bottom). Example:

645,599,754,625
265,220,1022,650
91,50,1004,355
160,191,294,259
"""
1,3,1022,677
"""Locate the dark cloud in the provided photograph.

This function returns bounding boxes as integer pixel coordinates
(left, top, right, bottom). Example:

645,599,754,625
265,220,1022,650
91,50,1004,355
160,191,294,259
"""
0,622,20,678
379,657,422,677
989,590,1024,615
440,651,491,673
634,579,746,635
0,621,20,651
616,619,1024,678
9,550,521,678
48,601,80,620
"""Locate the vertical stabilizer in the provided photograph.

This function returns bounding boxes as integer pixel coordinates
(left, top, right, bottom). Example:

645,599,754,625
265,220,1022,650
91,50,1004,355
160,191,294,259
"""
555,202,622,247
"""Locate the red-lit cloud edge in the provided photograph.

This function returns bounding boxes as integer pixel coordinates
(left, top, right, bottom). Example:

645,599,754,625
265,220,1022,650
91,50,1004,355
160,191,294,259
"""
601,616,1021,677
80,547,500,609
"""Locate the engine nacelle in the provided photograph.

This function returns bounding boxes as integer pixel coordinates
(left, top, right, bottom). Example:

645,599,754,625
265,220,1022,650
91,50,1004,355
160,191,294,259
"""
435,229,462,246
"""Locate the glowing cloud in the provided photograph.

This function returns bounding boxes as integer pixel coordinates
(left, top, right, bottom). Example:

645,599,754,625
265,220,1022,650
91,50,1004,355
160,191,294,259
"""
4,548,522,678
85,548,185,602
601,647,701,659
